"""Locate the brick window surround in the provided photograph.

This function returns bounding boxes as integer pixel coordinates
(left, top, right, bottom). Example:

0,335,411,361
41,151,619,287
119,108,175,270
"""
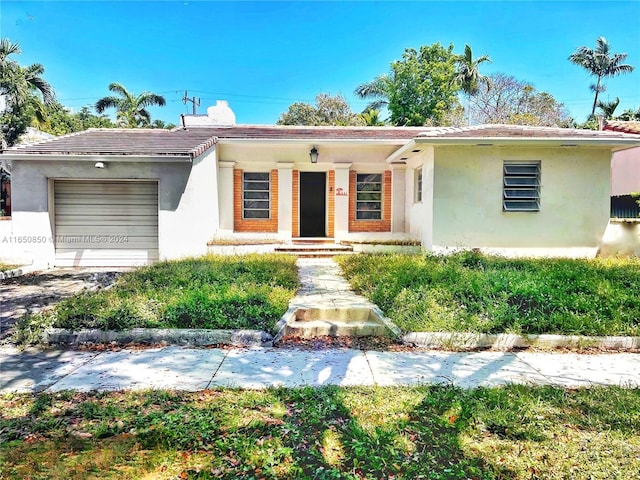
234,169,278,233
349,170,391,232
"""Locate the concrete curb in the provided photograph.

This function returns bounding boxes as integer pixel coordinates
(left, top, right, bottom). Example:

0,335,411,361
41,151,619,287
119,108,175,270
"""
0,263,48,280
43,328,273,347
402,331,640,350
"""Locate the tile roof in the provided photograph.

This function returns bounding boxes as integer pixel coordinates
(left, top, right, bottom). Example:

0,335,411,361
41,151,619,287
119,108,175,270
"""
417,124,640,139
4,123,638,158
604,120,640,135
5,128,218,157
194,125,426,140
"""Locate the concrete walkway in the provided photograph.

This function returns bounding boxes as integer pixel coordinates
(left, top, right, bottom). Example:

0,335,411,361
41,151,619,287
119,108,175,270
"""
1,345,639,393
1,258,639,393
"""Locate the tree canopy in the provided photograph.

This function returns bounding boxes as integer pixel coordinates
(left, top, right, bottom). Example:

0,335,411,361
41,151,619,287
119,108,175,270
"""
355,43,462,126
95,82,166,128
569,37,634,118
0,38,56,148
277,93,363,126
469,73,572,127
38,103,116,136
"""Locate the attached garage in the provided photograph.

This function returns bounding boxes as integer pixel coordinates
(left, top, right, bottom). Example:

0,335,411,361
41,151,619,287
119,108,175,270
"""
54,180,159,267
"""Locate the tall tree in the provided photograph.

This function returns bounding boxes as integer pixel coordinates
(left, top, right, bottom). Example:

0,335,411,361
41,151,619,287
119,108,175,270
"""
568,37,634,118
95,82,166,128
454,44,491,124
277,93,362,126
454,44,491,96
355,43,461,126
470,73,572,127
0,38,55,147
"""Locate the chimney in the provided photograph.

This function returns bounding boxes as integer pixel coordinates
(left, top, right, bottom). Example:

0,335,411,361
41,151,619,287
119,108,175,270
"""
180,100,236,128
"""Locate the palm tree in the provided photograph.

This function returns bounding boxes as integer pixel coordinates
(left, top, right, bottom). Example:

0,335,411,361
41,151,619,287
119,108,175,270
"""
454,44,491,124
354,75,390,113
1,38,55,148
95,82,166,128
568,37,634,117
596,97,620,119
358,109,387,126
0,38,55,109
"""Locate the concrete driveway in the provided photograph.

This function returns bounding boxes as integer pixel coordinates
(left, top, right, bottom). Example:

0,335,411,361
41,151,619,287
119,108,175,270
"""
0,268,126,340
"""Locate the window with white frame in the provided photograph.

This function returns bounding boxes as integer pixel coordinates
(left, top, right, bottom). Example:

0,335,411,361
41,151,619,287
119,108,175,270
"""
243,172,270,219
356,173,382,220
414,167,423,203
503,161,540,212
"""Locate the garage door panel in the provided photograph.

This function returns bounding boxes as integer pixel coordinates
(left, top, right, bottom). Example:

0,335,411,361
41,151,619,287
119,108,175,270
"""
55,204,159,216
55,225,159,236
54,181,159,267
54,194,158,206
55,238,159,249
55,216,158,226
55,183,158,195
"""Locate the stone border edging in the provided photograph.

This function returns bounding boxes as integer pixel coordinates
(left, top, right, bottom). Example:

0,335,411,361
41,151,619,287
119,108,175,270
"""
402,331,640,350
0,264,47,280
43,328,274,347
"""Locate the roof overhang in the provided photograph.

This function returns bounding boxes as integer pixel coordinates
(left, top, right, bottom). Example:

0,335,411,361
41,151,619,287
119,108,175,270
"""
0,153,193,163
385,136,640,164
216,138,410,146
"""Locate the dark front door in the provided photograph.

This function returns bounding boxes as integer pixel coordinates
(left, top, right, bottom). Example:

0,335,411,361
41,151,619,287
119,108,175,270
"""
299,172,326,237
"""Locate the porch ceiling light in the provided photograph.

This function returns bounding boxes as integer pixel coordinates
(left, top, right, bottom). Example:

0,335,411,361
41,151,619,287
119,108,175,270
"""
309,146,319,164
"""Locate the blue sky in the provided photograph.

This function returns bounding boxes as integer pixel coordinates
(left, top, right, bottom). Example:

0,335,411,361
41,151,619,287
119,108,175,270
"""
2,1,639,125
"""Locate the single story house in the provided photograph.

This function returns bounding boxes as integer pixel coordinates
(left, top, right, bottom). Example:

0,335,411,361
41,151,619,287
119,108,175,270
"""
2,103,639,266
605,120,640,218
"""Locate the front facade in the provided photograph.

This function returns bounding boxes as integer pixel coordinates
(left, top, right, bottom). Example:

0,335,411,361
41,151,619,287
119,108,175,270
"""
2,117,639,267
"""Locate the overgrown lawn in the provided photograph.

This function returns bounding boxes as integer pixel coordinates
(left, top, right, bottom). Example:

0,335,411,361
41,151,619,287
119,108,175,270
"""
337,252,640,335
1,385,638,479
14,255,298,344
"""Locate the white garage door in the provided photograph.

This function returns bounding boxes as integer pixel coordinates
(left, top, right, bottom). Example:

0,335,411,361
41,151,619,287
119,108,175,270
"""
54,180,159,267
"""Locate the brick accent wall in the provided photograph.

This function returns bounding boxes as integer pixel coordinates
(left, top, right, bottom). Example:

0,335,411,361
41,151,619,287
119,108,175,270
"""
292,170,299,238
234,169,279,233
348,170,391,233
328,170,335,238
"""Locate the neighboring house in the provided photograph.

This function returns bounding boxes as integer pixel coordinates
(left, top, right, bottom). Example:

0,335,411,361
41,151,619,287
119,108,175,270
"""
604,120,640,218
2,103,639,267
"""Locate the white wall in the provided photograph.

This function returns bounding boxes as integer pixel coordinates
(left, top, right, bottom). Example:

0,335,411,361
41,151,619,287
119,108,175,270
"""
405,146,434,248
10,151,219,265
431,146,611,251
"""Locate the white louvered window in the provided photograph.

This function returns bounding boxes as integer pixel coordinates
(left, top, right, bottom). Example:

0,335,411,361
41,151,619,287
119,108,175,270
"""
503,162,540,212
356,173,382,220
243,172,270,219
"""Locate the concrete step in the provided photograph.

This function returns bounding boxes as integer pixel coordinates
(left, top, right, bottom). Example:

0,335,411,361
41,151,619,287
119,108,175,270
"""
274,307,401,341
282,319,390,338
274,244,354,257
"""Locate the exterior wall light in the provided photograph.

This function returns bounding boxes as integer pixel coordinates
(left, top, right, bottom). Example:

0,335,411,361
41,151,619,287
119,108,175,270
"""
94,162,106,169
309,146,319,164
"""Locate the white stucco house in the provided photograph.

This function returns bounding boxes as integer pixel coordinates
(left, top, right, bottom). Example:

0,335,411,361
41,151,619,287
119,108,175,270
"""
1,102,639,267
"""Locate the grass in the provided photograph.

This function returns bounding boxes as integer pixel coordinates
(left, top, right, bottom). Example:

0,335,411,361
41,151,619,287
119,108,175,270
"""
0,262,20,271
336,252,640,336
1,385,638,479
13,254,298,344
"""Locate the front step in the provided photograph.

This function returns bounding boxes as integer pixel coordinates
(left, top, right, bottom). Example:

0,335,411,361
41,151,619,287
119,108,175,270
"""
275,307,400,340
283,319,388,337
274,243,354,256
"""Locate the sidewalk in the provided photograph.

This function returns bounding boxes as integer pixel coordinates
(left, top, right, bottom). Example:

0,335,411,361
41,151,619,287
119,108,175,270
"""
1,344,639,393
1,258,639,394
